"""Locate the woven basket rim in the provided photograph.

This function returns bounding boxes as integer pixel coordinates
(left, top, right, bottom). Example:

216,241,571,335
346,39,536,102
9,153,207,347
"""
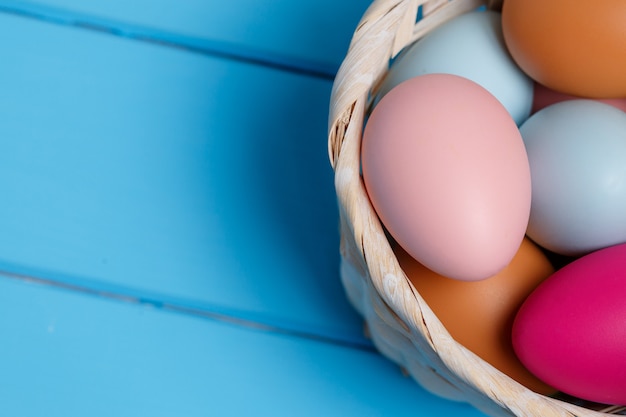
327,1,613,416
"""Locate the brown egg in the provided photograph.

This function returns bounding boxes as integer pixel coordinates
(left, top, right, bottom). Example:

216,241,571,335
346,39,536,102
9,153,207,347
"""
502,0,626,98
394,238,557,395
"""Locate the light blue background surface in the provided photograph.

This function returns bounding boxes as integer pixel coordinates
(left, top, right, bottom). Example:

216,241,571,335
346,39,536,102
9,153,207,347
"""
0,1,488,415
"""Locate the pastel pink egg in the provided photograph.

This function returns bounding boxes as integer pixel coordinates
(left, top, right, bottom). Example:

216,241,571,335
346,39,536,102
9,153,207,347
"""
361,74,531,281
512,243,626,405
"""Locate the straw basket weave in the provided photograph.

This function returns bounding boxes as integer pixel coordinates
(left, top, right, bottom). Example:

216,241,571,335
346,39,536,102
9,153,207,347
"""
327,1,620,416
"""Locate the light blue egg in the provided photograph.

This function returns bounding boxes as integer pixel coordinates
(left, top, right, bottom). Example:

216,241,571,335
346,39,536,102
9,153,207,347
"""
520,100,626,256
376,10,533,126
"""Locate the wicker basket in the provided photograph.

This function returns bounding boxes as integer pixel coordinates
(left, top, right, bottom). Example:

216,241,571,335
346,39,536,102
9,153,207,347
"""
327,1,620,416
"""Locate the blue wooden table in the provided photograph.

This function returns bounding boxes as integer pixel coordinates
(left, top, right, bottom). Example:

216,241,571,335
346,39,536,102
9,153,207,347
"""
0,1,488,415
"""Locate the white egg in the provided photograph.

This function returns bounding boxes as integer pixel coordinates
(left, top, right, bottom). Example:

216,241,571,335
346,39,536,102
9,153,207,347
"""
521,100,626,255
377,10,533,125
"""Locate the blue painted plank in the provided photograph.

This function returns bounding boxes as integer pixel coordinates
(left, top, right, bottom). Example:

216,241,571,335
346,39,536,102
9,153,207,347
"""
0,14,364,345
0,276,487,417
0,0,371,75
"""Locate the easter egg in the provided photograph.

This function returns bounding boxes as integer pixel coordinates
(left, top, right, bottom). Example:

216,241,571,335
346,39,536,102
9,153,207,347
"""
502,0,626,98
362,73,531,281
520,100,626,256
512,243,626,405
377,10,533,125
395,238,557,395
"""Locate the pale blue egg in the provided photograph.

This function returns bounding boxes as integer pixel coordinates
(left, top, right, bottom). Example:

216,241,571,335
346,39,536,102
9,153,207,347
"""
376,10,533,125
520,100,626,255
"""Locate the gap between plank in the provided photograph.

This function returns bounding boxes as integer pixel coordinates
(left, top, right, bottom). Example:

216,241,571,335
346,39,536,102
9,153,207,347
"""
0,265,376,352
0,0,338,80
0,0,369,352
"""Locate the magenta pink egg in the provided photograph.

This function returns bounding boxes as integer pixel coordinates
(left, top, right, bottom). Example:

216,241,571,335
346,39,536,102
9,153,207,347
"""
512,243,626,405
361,74,531,281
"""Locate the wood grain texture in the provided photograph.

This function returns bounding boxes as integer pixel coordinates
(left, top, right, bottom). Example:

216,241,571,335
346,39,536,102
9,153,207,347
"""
0,276,488,417
0,0,372,75
0,13,365,346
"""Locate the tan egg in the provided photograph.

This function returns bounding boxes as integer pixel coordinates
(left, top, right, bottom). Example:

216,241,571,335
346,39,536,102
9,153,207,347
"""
395,237,556,395
502,0,626,98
